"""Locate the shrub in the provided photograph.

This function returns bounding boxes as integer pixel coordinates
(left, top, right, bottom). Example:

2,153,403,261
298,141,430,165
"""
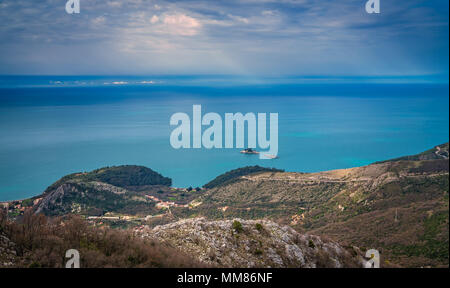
0,211,207,268
255,223,264,232
232,220,243,233
315,250,333,268
254,249,263,256
203,166,284,189
45,165,172,194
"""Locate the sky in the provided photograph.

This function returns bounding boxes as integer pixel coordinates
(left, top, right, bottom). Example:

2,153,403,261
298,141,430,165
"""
0,0,448,77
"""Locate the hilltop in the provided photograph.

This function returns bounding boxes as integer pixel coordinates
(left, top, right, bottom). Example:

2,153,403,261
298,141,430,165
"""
203,166,284,189
188,143,449,267
376,142,449,163
2,143,448,267
44,165,172,194
30,165,195,218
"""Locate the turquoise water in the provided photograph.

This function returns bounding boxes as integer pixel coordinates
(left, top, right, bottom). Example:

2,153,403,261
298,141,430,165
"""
0,77,448,201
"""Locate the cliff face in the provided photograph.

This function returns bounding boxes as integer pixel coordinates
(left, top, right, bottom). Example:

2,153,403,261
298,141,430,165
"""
140,218,363,268
34,181,159,216
33,165,177,216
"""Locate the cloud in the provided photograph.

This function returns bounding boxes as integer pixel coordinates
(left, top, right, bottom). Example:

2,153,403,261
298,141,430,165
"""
150,15,160,24
162,14,202,36
107,1,123,8
262,10,277,16
227,14,250,24
92,16,106,26
0,0,447,76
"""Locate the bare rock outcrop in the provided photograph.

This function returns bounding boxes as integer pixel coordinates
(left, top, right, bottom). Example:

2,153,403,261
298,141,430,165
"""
0,232,17,267
140,218,363,268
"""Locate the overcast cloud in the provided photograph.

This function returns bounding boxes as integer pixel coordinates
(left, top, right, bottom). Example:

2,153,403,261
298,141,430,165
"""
0,0,448,76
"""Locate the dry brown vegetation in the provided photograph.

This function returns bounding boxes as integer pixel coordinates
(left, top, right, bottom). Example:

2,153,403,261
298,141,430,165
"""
0,209,207,268
190,157,449,267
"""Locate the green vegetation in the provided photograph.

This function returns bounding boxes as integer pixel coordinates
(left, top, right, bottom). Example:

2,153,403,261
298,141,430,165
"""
92,165,172,187
376,142,449,163
255,223,264,232
45,165,171,193
403,211,450,261
232,220,243,233
409,159,449,174
21,199,33,207
5,143,447,268
203,166,284,189
253,249,263,256
188,144,449,267
39,181,160,216
35,165,176,216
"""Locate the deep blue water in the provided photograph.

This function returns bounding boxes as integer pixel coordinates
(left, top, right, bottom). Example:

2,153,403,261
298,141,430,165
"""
0,76,448,201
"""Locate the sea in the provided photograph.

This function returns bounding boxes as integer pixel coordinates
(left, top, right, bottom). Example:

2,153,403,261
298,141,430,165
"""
0,75,448,201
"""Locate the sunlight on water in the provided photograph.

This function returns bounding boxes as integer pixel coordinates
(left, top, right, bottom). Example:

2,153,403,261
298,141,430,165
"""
0,77,448,200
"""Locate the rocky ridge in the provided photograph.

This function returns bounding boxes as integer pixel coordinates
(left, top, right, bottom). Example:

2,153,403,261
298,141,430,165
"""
140,218,363,268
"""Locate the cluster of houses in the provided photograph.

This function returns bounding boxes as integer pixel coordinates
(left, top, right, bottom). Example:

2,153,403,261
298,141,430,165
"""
0,198,42,217
1,201,26,216
290,213,305,225
145,195,189,209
